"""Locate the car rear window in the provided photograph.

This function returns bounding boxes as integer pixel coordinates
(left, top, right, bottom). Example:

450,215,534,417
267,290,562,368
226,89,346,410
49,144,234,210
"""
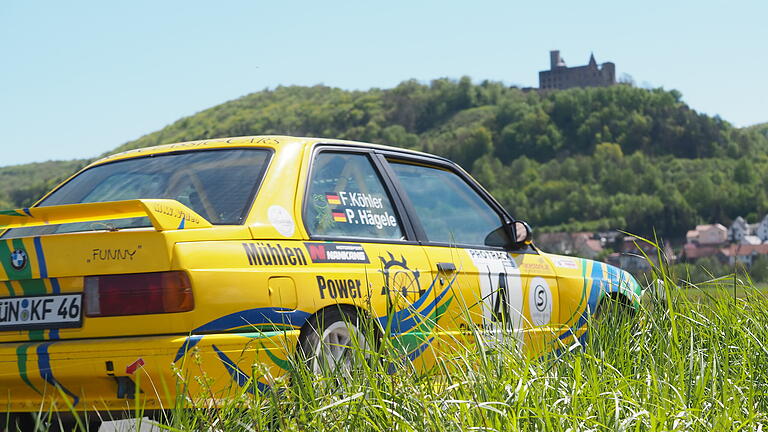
2,148,271,238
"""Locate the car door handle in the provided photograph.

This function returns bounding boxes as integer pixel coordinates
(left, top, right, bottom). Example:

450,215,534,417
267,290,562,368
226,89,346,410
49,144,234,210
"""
437,262,456,273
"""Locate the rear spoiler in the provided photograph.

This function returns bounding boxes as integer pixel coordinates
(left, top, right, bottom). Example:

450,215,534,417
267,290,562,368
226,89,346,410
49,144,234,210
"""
0,199,213,231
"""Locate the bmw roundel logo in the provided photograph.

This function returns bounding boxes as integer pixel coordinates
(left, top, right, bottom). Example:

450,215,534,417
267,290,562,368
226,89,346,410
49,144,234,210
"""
10,249,27,271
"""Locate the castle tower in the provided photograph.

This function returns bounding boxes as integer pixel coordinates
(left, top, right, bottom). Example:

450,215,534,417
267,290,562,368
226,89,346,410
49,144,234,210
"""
539,50,617,90
550,50,566,69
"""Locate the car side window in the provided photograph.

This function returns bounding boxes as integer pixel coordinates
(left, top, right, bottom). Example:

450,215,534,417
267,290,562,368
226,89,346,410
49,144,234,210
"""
305,152,404,240
388,161,510,248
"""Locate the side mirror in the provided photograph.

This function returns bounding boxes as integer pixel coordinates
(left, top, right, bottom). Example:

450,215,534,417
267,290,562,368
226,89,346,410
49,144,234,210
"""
508,220,532,245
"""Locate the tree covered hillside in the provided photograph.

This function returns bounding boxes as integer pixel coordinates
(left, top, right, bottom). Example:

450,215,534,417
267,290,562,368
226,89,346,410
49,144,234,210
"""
7,79,768,239
110,79,768,238
746,122,768,139
0,160,87,208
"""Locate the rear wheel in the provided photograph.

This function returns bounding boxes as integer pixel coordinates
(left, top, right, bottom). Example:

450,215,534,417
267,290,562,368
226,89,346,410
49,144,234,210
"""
298,307,375,375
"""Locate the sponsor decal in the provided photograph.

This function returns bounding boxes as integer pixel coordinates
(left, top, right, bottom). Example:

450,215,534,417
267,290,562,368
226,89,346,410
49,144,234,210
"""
520,262,549,272
325,193,342,205
459,322,503,332
316,275,363,300
253,137,280,145
10,249,27,271
88,247,139,263
267,205,295,237
243,243,308,266
379,252,423,298
554,257,578,269
468,249,518,267
467,249,523,344
153,202,202,225
529,276,552,326
305,242,370,264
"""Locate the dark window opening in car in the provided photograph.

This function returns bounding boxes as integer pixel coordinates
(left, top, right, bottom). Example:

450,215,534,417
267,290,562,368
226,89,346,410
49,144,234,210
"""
2,149,271,238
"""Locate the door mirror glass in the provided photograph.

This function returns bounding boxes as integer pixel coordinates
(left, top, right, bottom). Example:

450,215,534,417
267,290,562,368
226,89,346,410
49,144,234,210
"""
510,220,532,245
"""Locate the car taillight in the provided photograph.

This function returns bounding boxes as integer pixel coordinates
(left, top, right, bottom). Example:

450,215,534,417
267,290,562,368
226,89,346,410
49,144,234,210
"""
84,271,194,317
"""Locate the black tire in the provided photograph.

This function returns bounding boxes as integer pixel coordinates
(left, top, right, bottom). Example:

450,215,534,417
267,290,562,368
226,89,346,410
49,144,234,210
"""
297,306,376,375
593,294,635,325
0,413,35,432
54,418,102,432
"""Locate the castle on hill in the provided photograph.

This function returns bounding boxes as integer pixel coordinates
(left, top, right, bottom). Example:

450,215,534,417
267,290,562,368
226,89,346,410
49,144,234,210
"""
539,50,615,90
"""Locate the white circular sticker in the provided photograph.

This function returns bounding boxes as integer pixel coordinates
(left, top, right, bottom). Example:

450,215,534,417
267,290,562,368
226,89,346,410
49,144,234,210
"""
529,277,552,326
268,205,295,237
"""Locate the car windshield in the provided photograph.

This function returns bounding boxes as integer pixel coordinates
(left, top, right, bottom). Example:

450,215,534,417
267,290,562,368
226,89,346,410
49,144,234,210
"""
2,148,271,238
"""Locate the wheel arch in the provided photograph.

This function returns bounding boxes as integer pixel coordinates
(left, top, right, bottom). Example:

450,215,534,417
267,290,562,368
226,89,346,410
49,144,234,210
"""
296,302,381,351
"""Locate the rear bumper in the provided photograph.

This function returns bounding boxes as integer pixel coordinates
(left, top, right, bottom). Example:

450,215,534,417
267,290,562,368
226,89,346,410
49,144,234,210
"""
0,331,299,412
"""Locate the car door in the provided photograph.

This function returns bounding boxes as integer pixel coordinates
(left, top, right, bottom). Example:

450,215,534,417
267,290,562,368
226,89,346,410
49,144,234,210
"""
381,155,560,357
299,148,439,371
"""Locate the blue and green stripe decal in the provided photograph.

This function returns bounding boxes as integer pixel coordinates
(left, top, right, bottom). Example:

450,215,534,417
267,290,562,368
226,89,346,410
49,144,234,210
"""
557,261,605,343
37,342,80,406
16,343,42,395
0,209,32,217
213,345,268,394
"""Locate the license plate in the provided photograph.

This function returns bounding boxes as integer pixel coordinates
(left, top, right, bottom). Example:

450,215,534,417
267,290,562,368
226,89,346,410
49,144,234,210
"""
0,294,82,330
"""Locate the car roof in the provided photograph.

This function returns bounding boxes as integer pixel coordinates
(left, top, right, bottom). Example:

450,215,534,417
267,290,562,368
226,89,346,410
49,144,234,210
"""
92,135,450,167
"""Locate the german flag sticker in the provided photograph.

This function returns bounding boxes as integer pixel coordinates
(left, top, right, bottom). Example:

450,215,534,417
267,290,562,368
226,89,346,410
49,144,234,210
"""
332,210,347,222
326,193,341,205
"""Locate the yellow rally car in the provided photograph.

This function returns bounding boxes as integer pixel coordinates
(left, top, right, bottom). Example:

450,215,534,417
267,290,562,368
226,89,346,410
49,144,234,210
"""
0,136,642,423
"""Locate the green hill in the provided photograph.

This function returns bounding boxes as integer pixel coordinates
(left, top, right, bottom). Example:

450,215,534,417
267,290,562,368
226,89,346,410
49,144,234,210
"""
0,160,87,208
4,79,768,239
746,122,768,139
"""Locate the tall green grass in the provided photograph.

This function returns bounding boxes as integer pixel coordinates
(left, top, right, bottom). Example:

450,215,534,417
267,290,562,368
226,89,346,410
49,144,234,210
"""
14,267,768,431
144,275,768,431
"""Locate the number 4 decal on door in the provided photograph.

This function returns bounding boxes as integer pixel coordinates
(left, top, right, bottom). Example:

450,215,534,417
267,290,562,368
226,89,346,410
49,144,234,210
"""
467,249,523,341
490,271,509,323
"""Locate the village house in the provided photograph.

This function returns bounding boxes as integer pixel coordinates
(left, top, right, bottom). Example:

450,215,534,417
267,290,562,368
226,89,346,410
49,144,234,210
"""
535,232,604,260
682,224,728,261
683,216,768,266
728,215,768,244
607,236,675,272
721,244,768,267
757,215,768,241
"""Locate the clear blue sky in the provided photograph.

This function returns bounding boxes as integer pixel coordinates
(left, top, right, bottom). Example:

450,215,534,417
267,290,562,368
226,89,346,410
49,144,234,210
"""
2,1,766,166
